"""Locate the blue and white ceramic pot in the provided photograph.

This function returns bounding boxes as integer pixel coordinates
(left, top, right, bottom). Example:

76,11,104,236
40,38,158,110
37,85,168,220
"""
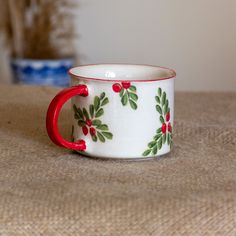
11,58,74,87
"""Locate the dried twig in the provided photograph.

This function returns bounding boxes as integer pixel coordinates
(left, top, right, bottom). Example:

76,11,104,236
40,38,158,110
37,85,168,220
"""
0,0,76,59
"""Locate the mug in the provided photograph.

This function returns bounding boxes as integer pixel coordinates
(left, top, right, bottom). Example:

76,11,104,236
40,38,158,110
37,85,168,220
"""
46,64,176,159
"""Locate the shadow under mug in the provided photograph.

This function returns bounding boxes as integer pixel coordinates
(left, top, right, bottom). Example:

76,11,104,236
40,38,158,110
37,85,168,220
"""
46,64,176,159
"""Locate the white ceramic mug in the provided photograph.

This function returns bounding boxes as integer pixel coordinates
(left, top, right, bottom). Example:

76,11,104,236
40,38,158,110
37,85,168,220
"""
46,64,176,159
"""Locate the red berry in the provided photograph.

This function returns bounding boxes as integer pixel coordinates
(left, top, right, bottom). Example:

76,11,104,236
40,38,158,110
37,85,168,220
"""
86,119,92,127
112,83,122,93
90,127,96,136
166,112,170,122
168,122,172,132
82,126,88,135
121,81,131,89
161,123,167,133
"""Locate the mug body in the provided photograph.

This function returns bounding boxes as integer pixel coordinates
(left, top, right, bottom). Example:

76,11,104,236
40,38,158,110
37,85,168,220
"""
69,64,175,159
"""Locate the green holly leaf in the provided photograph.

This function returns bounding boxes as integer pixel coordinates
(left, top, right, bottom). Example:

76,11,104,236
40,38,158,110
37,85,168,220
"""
167,133,170,145
156,128,162,133
89,104,94,118
73,104,77,114
95,108,104,118
148,141,156,148
97,124,109,130
143,149,151,156
74,113,80,119
129,86,136,92
162,133,166,144
121,92,128,105
73,106,83,120
158,88,162,97
154,133,162,141
156,105,162,115
155,96,160,104
160,116,165,124
163,103,168,115
152,145,158,155
101,97,109,106
92,135,97,142
119,88,124,97
129,99,137,110
83,108,89,120
157,137,162,150
94,96,100,111
166,99,169,108
92,119,102,126
78,120,86,127
100,92,105,100
129,92,138,101
77,108,84,119
162,92,166,106
102,132,113,139
97,131,105,143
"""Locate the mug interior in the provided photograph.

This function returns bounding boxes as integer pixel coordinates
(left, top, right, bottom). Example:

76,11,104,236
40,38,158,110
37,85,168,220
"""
69,64,176,82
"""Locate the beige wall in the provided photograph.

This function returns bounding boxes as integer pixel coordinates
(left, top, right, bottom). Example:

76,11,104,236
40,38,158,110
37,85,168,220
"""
75,0,236,91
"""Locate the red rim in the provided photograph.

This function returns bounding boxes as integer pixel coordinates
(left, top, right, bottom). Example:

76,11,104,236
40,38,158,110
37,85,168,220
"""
68,63,176,83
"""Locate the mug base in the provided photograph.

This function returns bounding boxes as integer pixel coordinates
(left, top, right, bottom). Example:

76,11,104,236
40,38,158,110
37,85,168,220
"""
74,150,172,161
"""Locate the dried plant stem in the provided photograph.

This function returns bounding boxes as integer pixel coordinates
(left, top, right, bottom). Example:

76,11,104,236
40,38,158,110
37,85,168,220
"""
8,0,24,58
0,0,76,59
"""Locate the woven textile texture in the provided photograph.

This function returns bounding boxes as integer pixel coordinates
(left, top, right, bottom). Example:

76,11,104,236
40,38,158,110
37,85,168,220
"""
0,85,236,235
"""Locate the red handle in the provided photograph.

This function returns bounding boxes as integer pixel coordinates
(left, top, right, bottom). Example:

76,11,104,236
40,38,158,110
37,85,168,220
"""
46,85,88,150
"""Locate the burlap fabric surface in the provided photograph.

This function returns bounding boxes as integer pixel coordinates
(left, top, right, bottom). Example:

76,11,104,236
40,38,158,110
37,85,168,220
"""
0,85,236,236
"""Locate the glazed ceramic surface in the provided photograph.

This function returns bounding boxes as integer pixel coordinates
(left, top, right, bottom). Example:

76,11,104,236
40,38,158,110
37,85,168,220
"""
46,64,176,159
11,58,73,86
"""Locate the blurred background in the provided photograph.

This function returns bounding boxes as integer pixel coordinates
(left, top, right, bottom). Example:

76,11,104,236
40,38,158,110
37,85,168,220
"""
0,0,236,91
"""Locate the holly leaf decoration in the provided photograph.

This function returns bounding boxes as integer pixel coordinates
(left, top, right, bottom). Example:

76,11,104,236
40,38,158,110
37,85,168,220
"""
152,145,158,155
129,86,136,92
155,96,160,103
73,92,113,143
101,97,109,106
92,119,102,126
162,133,167,144
97,124,109,130
73,105,84,120
129,92,138,101
129,99,137,110
102,132,113,139
142,149,151,157
156,105,162,115
161,92,166,106
117,84,138,110
160,116,165,124
89,105,94,118
97,131,105,143
94,96,100,111
119,88,125,97
121,92,128,105
78,120,86,127
100,92,105,100
83,108,89,120
158,88,162,97
142,87,173,157
95,108,104,118
92,135,97,142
